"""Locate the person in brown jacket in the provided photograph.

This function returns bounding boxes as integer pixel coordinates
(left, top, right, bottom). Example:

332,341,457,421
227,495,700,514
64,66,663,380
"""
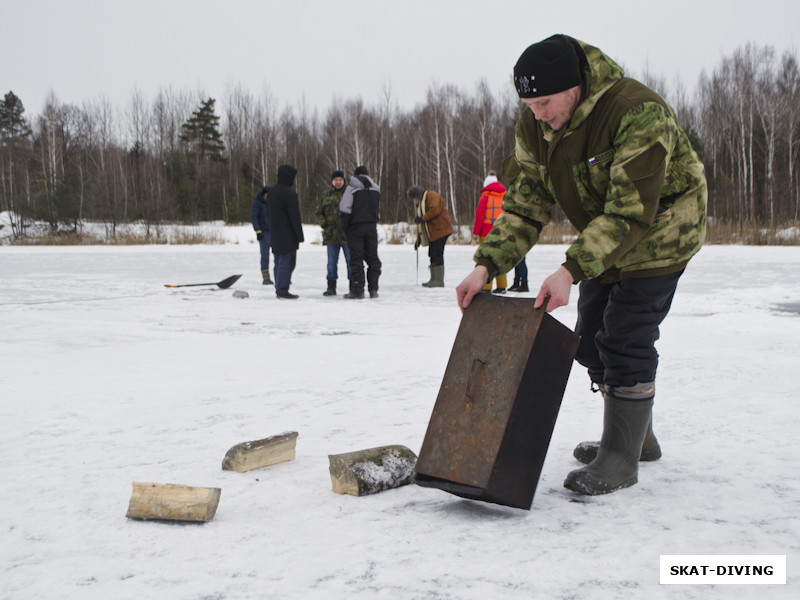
407,186,453,287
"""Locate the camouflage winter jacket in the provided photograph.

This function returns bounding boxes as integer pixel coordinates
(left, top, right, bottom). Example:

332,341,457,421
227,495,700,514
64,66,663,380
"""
475,37,707,283
315,186,347,245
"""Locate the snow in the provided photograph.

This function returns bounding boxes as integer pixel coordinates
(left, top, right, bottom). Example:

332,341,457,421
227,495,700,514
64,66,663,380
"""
1,228,799,599
348,449,417,492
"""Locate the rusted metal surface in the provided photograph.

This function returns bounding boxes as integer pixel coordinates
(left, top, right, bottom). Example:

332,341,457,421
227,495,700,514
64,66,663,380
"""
415,293,580,509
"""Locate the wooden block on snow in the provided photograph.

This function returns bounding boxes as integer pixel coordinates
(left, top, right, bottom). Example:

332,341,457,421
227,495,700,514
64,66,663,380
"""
221,431,299,472
328,445,417,496
126,482,221,522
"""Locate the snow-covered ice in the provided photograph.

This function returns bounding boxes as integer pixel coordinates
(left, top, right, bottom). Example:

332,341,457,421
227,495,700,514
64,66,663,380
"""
1,227,798,599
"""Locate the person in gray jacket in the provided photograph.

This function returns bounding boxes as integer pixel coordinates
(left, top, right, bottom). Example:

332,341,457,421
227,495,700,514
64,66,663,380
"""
339,165,382,299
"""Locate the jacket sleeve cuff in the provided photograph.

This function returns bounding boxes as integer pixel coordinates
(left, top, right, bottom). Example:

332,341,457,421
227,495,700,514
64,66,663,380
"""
475,257,499,282
562,258,584,284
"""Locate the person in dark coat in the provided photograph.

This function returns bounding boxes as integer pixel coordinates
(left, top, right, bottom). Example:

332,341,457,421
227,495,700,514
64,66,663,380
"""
250,185,272,284
267,165,304,299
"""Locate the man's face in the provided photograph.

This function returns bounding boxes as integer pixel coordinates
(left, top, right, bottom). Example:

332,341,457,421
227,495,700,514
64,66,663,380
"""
521,85,582,131
332,177,345,189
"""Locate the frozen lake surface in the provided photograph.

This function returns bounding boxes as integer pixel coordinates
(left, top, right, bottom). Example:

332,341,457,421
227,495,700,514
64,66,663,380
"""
1,234,798,599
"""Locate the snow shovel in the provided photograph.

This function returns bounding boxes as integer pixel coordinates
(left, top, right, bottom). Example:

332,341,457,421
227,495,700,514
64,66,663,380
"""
164,274,242,289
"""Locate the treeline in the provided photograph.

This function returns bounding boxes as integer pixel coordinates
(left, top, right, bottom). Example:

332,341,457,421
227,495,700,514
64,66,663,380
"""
1,42,799,240
0,82,518,239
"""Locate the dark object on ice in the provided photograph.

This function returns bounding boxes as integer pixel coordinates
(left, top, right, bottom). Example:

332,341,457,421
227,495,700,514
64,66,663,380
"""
415,293,579,510
772,302,800,315
164,274,242,289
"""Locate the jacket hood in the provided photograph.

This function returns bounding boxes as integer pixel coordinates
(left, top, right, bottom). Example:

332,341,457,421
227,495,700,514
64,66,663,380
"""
349,174,379,191
561,36,625,132
277,164,297,186
481,181,507,194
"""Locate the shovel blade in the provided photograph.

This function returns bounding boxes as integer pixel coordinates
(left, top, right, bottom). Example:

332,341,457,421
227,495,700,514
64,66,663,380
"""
216,274,242,289
164,274,243,289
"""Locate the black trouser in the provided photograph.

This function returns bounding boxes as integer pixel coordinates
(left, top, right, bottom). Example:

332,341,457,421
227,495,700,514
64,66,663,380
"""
514,257,528,282
273,251,297,294
346,222,382,292
428,235,448,266
574,271,683,388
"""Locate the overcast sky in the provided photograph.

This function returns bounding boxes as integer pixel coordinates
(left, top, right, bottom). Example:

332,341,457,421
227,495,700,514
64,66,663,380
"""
3,0,800,116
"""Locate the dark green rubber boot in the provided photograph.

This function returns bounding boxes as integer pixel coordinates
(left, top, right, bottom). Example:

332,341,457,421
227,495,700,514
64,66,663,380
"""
422,265,445,288
573,416,662,464
564,391,654,496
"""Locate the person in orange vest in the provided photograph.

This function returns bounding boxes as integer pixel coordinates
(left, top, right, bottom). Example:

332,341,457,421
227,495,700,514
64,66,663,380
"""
472,171,508,293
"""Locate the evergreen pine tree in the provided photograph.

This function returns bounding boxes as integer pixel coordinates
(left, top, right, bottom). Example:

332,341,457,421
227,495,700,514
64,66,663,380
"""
176,98,227,221
0,91,32,140
179,98,225,161
0,91,33,235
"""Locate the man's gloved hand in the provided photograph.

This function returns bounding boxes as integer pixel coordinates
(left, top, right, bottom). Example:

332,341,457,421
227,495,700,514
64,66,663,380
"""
256,231,263,241
414,216,423,224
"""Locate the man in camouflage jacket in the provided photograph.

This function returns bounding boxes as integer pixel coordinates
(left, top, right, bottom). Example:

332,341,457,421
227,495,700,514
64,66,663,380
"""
456,35,707,497
315,170,351,295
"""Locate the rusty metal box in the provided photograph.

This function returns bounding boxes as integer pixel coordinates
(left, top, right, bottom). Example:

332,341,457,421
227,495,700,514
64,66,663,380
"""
415,293,580,509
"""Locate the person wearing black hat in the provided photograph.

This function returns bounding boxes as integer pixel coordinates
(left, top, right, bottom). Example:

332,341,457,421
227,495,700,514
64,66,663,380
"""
267,164,304,299
512,34,584,131
315,170,351,295
251,184,273,284
456,34,707,497
339,165,382,299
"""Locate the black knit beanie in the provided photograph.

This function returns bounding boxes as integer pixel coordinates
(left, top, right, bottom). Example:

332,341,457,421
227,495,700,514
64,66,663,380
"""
513,34,582,98
354,165,369,176
331,169,345,181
